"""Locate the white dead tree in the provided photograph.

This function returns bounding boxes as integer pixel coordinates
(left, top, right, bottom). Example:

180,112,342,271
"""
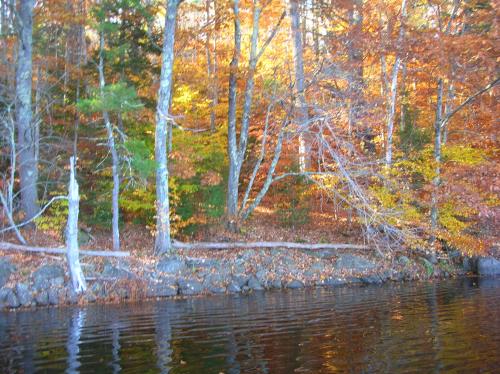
66,156,86,294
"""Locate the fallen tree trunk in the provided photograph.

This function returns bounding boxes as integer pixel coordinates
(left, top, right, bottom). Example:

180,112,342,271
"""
172,241,368,251
0,242,130,257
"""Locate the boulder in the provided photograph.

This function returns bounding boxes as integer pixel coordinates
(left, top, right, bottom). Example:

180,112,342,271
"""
227,282,241,293
33,264,65,290
0,258,15,288
477,257,500,276
270,279,282,289
0,287,10,308
321,277,346,287
335,254,376,272
156,258,186,274
178,279,204,296
286,280,305,289
360,274,384,285
15,283,32,306
35,291,49,306
48,288,60,305
232,274,250,288
146,280,178,298
4,288,20,308
102,263,133,279
248,276,264,291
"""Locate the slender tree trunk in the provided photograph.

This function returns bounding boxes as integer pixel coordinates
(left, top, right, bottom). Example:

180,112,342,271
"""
385,57,401,166
289,0,311,172
384,0,407,167
66,157,87,294
226,0,241,231
347,0,364,138
16,0,40,221
430,79,443,241
155,0,180,254
205,0,218,133
400,61,407,130
99,31,121,252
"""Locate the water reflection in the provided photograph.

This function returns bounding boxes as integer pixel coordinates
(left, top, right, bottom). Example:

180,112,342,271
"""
0,278,499,373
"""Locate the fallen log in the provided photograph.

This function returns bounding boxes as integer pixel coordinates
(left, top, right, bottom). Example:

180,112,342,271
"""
172,241,368,251
0,242,130,257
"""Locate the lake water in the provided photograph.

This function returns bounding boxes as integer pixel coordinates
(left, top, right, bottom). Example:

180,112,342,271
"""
1,278,499,373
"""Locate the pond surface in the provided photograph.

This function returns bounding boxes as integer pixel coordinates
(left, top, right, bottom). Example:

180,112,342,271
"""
1,278,499,373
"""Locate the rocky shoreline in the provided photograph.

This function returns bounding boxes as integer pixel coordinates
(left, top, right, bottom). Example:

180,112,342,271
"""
1,248,499,310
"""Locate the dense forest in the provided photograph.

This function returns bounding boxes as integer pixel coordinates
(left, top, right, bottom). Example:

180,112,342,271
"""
0,0,498,259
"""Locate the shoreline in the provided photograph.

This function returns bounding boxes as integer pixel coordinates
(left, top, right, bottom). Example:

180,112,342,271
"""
1,248,498,311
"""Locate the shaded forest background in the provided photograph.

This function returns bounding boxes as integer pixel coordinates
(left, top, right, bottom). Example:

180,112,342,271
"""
0,0,498,256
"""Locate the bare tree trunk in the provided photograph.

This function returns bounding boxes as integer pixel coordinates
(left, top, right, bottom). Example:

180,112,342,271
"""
16,0,39,221
98,31,121,252
66,157,87,294
205,0,218,133
400,61,407,131
226,0,241,231
289,0,311,172
384,0,407,167
430,79,443,243
347,0,364,138
155,0,180,254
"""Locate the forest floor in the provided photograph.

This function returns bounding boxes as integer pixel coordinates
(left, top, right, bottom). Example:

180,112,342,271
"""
0,209,478,310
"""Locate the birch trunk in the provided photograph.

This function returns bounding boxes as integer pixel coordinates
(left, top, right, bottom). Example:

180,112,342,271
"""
384,0,407,167
289,0,311,172
430,79,443,240
16,0,40,221
155,0,180,254
66,157,87,294
99,31,121,252
226,0,241,230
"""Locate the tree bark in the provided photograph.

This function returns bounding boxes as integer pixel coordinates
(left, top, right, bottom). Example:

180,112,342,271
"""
66,157,87,294
430,79,443,245
172,240,368,251
289,0,311,172
155,0,180,254
0,241,130,257
384,0,407,167
226,0,242,230
98,31,121,252
16,0,40,221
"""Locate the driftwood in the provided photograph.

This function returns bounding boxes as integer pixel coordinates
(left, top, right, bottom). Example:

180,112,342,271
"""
0,242,130,257
172,241,368,251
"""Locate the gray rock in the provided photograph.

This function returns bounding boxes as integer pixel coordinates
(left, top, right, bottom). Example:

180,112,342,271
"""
255,269,269,282
335,254,376,272
270,279,282,289
35,291,49,306
102,263,133,279
146,280,178,298
227,282,241,293
6,288,20,308
178,279,204,296
48,288,60,305
248,276,264,291
477,257,500,276
15,283,32,306
345,276,363,284
0,259,15,288
157,258,186,274
462,256,477,273
360,274,383,285
286,280,305,289
209,286,226,294
321,278,346,287
33,264,65,290
186,258,220,268
90,282,105,298
232,274,249,288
